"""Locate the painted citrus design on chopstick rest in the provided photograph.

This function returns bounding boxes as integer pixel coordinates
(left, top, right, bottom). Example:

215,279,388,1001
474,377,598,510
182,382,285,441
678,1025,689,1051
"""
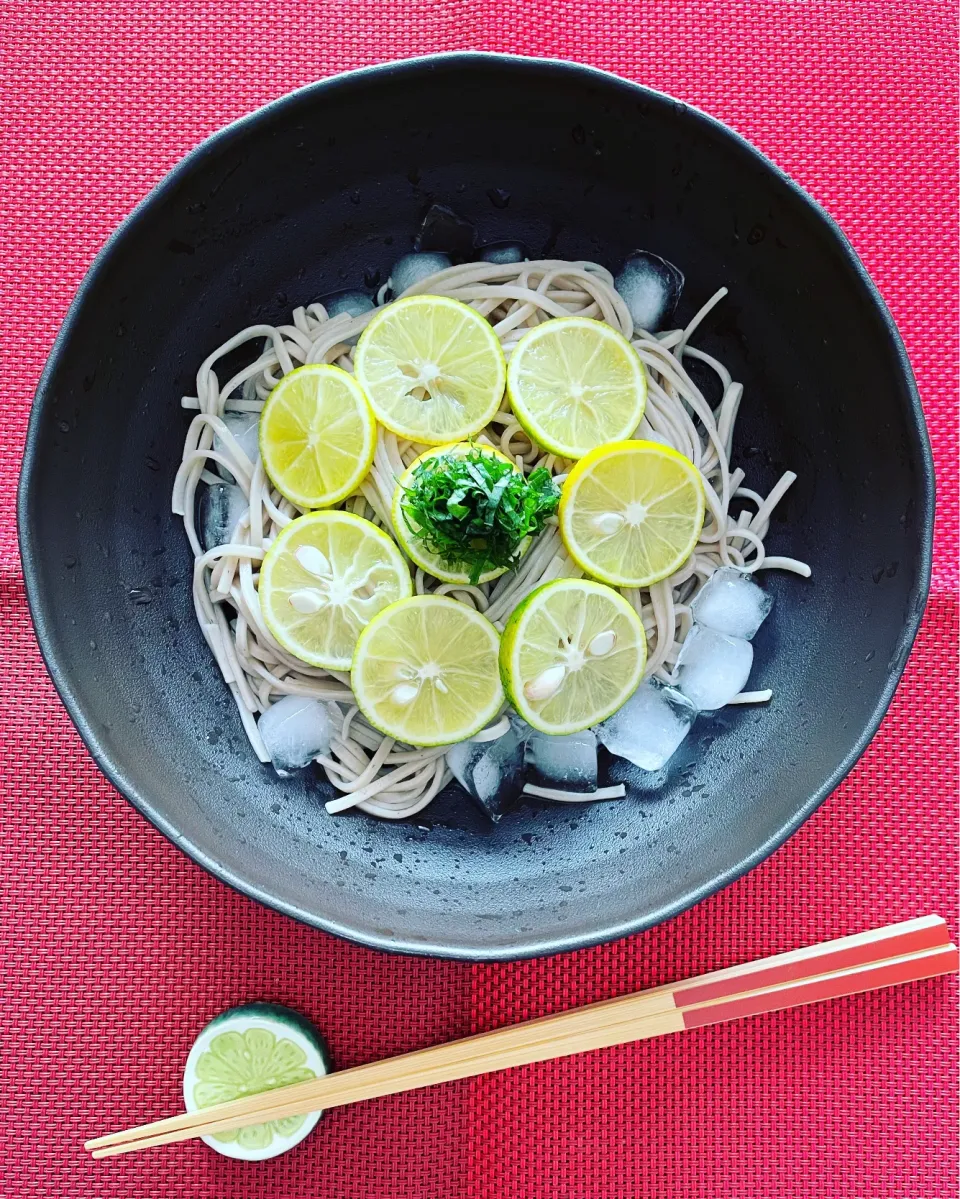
182,1003,330,1161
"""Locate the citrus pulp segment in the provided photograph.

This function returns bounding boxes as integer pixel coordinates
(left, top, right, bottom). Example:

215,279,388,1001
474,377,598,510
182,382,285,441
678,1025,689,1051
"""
500,579,647,735
505,316,647,459
259,511,412,670
559,439,705,587
353,295,505,443
351,595,504,746
258,364,376,508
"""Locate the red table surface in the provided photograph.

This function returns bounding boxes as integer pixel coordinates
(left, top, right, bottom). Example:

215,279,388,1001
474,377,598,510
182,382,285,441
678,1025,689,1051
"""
1,4,957,1197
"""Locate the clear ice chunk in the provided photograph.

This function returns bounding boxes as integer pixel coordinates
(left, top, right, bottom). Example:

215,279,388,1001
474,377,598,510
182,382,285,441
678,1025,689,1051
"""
447,722,526,822
198,481,247,551
416,204,476,257
690,567,773,641
389,252,452,296
318,289,375,345
597,680,696,771
257,695,331,777
524,728,598,794
614,250,684,332
479,240,527,265
674,624,753,711
214,410,260,478
320,289,375,320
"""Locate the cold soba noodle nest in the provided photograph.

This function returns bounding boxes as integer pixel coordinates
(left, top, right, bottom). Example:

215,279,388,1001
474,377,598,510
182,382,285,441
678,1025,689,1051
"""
173,253,810,821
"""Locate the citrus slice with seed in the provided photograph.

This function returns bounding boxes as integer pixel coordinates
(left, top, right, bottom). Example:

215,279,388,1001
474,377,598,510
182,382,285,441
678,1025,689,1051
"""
259,511,411,670
505,316,647,459
353,295,506,443
259,363,376,508
351,594,504,746
500,579,646,735
391,441,531,585
183,1002,330,1161
559,439,705,587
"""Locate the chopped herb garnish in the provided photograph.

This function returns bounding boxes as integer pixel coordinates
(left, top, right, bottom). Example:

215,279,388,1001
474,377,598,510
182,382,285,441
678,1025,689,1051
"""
400,447,560,584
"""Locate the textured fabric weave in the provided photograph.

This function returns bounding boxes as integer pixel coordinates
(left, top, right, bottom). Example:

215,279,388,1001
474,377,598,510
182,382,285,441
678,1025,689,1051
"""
1,3,956,1197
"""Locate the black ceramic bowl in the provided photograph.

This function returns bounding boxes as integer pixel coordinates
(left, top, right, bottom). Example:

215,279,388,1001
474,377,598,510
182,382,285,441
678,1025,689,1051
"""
18,55,933,960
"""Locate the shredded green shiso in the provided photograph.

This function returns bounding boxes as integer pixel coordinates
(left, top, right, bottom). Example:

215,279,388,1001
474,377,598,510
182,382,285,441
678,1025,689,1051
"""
400,447,560,584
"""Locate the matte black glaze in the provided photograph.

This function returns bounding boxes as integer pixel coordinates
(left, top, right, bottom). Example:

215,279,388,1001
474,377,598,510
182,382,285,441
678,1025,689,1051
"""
18,55,933,960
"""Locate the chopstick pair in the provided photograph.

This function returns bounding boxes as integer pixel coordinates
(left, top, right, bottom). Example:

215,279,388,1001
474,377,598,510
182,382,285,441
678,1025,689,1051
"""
86,914,956,1159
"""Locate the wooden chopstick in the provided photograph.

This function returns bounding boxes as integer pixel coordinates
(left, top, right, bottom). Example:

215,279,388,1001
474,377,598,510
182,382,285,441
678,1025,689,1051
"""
86,916,955,1158
86,915,946,1154
90,941,957,1159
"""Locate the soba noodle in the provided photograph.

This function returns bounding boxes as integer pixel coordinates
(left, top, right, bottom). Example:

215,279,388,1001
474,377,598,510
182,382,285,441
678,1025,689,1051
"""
173,259,811,819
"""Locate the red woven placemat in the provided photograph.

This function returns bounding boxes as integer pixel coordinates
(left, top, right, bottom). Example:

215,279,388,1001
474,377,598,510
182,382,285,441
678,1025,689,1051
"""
1,4,957,1197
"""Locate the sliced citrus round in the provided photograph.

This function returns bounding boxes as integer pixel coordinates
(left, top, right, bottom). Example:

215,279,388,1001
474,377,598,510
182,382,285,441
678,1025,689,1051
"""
500,579,646,735
391,441,531,585
559,439,705,587
259,363,375,508
351,595,504,746
260,511,412,670
353,295,506,444
505,316,647,459
183,1002,330,1161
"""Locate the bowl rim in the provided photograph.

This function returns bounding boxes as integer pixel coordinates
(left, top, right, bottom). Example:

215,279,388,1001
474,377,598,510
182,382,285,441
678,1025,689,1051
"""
17,52,935,960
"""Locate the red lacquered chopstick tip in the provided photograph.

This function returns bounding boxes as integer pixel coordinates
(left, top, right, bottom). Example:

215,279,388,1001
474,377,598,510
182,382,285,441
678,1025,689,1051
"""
681,943,958,1030
673,915,950,1009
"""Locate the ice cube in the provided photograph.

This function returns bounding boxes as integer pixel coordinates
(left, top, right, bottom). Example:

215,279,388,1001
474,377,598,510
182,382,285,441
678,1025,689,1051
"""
690,567,773,640
597,680,696,771
447,723,526,822
316,288,375,346
479,240,527,265
198,481,247,551
524,728,598,793
675,624,753,711
415,204,476,258
257,695,331,777
319,289,375,320
614,250,684,332
214,410,260,478
389,252,452,296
